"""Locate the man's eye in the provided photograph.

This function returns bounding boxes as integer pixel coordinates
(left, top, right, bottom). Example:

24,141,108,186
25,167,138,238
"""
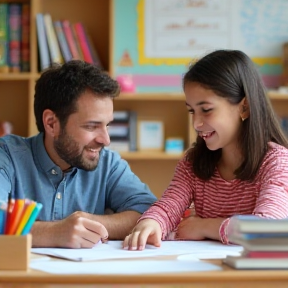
188,109,194,114
85,125,96,130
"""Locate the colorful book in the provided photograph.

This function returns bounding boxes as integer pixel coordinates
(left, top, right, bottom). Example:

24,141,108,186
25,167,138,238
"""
8,3,22,72
62,20,80,60
53,20,72,63
243,250,288,259
73,22,93,63
36,13,50,71
71,23,84,60
20,3,30,72
0,3,9,72
43,13,63,64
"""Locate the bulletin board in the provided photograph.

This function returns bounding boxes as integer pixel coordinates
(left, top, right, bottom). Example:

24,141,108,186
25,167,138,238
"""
112,0,288,92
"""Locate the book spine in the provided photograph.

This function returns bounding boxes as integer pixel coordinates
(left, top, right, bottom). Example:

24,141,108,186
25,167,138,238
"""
0,3,9,72
20,3,30,72
43,14,63,64
53,20,72,62
244,251,288,258
36,13,50,71
73,22,93,63
85,28,102,68
71,23,84,60
8,3,22,72
62,20,80,60
129,111,137,151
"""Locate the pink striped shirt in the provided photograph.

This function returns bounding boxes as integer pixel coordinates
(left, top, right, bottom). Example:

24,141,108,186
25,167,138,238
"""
140,142,288,244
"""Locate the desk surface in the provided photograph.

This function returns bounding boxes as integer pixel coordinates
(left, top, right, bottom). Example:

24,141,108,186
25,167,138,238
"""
0,257,288,288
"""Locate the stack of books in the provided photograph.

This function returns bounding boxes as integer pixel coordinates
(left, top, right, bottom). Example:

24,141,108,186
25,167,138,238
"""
223,215,288,269
108,110,137,152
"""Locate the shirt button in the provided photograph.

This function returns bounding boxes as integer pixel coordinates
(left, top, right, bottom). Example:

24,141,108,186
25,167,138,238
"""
56,192,61,200
51,169,57,175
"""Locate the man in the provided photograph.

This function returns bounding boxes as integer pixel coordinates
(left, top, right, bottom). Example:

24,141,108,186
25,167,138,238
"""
0,60,157,248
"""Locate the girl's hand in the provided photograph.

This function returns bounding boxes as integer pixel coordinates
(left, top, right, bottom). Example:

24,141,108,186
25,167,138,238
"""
176,215,206,240
122,219,162,250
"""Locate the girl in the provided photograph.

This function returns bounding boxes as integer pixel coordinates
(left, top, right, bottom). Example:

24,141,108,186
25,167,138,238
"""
123,50,288,250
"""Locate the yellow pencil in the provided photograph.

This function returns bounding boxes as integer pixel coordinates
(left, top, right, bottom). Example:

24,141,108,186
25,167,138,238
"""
15,201,37,235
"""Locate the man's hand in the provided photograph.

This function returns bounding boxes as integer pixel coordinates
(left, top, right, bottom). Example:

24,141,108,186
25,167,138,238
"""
32,211,108,248
122,219,162,251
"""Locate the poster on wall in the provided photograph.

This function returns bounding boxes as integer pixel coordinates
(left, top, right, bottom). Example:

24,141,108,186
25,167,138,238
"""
113,0,288,92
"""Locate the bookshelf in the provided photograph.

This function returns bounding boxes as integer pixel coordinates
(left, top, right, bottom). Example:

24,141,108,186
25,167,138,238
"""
1,0,288,197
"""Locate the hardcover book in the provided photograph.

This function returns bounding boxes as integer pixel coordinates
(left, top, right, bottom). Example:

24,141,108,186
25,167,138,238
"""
223,255,288,269
36,13,50,71
62,20,80,60
231,215,288,233
53,20,72,63
8,3,22,72
21,3,30,72
43,14,63,64
0,3,9,72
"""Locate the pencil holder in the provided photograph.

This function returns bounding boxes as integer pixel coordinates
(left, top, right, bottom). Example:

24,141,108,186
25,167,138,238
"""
0,234,32,270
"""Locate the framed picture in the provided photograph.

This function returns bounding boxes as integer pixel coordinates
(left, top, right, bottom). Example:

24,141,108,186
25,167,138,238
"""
137,120,164,151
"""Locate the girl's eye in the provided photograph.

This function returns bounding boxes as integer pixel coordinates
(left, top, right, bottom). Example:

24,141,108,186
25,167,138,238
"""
188,109,194,114
202,108,212,113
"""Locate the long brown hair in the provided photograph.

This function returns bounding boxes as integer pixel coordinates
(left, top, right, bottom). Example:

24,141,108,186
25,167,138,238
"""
183,50,288,181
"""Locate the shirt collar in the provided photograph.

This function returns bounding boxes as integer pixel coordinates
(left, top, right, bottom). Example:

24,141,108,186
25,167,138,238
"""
34,133,62,175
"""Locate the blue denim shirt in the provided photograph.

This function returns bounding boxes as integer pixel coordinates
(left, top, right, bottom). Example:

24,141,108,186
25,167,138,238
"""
0,133,156,221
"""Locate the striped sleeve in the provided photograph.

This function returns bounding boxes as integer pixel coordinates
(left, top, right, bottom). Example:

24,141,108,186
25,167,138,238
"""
139,159,194,239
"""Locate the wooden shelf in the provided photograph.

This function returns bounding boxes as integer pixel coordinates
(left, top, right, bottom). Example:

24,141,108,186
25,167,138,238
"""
118,93,185,101
268,90,288,100
119,151,184,160
0,73,35,81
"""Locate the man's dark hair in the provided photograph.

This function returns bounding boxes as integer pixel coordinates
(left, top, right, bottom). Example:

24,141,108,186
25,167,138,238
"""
34,60,120,132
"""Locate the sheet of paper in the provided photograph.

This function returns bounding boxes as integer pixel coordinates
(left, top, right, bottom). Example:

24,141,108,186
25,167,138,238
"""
30,259,222,274
31,240,243,262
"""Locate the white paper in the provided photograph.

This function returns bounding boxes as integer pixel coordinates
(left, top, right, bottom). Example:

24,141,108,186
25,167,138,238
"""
31,240,243,262
30,259,221,275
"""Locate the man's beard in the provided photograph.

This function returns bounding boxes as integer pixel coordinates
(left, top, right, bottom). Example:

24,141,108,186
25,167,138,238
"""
54,128,102,171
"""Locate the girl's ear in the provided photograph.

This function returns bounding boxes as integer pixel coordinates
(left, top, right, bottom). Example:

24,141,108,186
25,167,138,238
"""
42,109,60,136
239,97,250,121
